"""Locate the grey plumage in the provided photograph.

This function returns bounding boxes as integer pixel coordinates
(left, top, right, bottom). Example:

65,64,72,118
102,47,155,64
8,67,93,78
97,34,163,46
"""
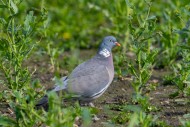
36,36,120,109
65,54,114,101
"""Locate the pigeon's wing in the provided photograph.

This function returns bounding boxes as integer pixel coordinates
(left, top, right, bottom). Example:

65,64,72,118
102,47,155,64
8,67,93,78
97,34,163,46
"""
66,59,112,98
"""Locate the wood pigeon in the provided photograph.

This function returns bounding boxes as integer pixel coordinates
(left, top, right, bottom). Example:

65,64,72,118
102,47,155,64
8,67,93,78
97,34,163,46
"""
36,36,120,108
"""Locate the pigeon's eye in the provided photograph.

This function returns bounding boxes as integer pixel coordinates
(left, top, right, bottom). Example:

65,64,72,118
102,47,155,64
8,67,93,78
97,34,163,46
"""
109,40,112,42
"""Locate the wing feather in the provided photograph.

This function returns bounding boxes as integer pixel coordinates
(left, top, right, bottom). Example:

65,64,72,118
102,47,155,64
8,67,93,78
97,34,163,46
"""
66,60,110,97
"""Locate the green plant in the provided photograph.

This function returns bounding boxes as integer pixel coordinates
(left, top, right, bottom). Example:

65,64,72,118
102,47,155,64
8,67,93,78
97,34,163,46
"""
163,20,190,98
173,20,190,97
128,111,169,127
41,92,92,127
46,41,60,72
122,0,158,111
171,49,190,97
0,0,46,126
0,1,92,126
0,8,35,90
155,1,190,68
110,104,167,127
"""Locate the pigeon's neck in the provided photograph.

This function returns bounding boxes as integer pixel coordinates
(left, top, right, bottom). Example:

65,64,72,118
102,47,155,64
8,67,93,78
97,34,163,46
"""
98,48,111,58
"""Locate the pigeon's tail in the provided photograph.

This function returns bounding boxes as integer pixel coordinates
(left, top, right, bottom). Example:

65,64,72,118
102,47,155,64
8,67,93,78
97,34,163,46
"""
35,76,68,111
35,95,49,111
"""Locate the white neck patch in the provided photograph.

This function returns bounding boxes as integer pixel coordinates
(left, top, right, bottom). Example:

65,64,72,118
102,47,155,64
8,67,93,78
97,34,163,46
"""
99,49,110,57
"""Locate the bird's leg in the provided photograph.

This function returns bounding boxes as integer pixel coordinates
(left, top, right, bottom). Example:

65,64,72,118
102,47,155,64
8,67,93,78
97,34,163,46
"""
79,101,95,107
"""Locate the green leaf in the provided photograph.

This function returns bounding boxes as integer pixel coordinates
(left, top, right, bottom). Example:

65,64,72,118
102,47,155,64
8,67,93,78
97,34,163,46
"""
124,105,142,112
147,15,156,20
125,0,134,9
0,17,7,25
178,44,190,49
82,108,91,126
128,113,139,127
0,39,9,50
10,0,18,14
24,11,35,36
0,116,16,126
0,5,8,8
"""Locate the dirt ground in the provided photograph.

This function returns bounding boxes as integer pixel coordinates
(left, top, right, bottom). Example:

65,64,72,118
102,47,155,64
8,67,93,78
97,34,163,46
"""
90,70,190,127
0,50,190,127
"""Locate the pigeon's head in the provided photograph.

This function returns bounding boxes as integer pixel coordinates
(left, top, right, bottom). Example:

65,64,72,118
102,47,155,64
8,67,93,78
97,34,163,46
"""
99,36,120,52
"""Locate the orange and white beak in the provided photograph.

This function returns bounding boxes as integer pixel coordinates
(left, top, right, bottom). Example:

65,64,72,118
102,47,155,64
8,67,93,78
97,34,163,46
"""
115,42,121,46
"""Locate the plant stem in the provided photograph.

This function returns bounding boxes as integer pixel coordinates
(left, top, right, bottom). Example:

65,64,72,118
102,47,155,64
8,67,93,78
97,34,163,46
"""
143,1,151,28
